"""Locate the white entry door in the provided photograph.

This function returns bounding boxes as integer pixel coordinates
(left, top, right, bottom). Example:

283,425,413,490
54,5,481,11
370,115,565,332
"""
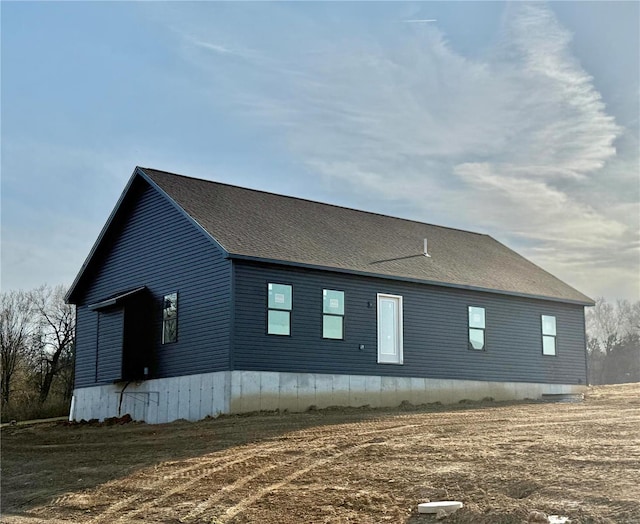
377,294,403,364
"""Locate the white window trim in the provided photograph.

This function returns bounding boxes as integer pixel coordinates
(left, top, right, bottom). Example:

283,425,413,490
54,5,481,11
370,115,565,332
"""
541,315,557,356
322,288,345,340
267,283,292,336
377,293,404,365
468,305,486,351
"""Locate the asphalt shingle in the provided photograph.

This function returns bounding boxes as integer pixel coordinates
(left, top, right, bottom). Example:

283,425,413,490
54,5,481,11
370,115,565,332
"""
140,167,593,305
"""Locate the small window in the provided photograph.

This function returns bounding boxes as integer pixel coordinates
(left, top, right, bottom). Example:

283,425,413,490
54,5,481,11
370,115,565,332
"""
541,315,556,355
267,283,292,335
323,289,345,339
162,292,178,344
468,306,485,350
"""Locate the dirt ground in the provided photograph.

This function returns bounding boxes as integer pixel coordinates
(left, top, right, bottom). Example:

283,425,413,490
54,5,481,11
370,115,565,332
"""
2,383,639,524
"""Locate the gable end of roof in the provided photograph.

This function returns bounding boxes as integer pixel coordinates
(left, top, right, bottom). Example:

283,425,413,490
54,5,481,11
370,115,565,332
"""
65,167,230,304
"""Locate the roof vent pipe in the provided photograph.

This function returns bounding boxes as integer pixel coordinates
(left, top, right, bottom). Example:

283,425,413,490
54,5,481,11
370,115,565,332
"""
424,238,431,258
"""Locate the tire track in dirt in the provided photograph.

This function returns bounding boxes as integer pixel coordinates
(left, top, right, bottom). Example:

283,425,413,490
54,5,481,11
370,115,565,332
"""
42,419,435,523
184,421,436,522
161,421,433,522
88,457,251,523
38,457,252,523
126,458,299,523
73,441,287,524
195,440,379,523
108,438,351,522
111,434,375,523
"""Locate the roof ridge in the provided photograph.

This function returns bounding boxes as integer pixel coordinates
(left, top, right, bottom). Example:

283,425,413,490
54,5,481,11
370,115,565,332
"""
139,166,488,238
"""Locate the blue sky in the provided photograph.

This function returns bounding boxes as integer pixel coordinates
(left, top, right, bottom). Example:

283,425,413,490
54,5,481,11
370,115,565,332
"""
2,2,639,302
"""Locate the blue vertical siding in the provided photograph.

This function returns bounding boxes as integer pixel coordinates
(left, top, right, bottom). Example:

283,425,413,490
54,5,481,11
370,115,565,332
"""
232,262,587,385
75,306,97,387
73,178,232,388
96,309,123,382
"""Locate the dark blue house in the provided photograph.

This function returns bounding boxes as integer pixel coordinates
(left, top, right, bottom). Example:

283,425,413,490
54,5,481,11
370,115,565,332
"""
66,167,593,422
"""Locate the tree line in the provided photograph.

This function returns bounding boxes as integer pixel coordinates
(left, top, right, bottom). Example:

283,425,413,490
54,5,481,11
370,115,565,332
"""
0,285,638,422
1,285,75,422
585,298,640,385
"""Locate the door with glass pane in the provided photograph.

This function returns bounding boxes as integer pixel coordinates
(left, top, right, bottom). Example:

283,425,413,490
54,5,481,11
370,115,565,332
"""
377,294,403,364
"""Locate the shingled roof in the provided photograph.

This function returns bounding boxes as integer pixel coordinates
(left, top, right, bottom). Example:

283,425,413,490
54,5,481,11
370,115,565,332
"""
135,167,592,305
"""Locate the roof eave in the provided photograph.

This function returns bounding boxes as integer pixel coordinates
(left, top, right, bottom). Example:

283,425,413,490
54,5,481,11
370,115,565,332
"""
228,253,595,306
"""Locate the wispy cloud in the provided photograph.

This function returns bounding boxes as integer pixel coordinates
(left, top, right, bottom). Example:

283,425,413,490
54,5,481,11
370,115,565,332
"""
174,27,258,61
176,3,638,300
192,40,236,56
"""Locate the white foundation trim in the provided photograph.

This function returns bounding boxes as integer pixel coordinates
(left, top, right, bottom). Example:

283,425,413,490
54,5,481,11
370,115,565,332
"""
70,371,586,424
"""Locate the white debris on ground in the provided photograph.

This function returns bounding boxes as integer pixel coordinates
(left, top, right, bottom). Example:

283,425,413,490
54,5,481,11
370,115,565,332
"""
417,501,463,515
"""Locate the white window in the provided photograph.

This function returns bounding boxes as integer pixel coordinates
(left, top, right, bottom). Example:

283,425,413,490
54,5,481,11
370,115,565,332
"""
267,283,292,335
468,306,486,351
377,293,403,364
541,315,556,355
162,292,178,344
323,289,344,340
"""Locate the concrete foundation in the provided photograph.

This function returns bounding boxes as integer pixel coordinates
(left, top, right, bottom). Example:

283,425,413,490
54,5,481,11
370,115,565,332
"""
70,371,586,424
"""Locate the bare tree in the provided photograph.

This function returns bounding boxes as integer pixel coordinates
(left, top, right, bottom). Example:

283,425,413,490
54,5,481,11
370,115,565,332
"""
30,285,75,404
0,290,33,405
586,298,640,384
618,300,640,337
586,298,621,355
